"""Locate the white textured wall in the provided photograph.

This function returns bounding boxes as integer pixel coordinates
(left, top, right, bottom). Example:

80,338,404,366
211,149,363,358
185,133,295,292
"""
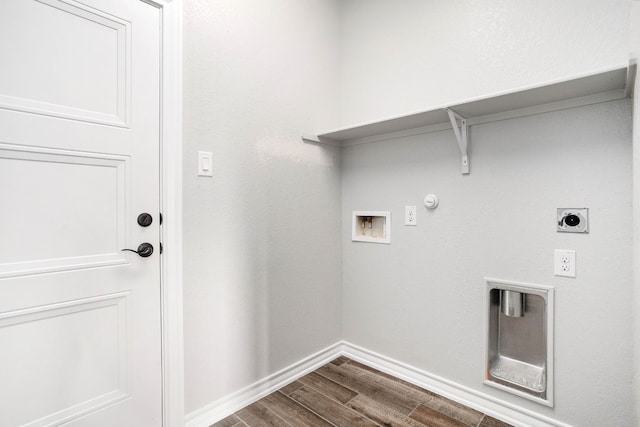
338,0,630,125
182,0,342,415
339,2,636,424
633,2,640,59
633,74,640,427
181,0,638,423
633,2,640,423
342,101,634,426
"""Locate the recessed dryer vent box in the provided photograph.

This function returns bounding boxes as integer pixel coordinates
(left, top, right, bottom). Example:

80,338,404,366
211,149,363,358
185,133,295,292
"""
352,211,390,244
485,279,555,407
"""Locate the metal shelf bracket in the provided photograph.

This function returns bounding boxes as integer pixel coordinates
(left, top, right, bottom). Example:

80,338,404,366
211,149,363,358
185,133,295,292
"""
445,108,470,174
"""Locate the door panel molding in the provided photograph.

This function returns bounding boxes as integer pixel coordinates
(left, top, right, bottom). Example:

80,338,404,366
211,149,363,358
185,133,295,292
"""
0,0,131,127
0,143,130,278
0,293,130,427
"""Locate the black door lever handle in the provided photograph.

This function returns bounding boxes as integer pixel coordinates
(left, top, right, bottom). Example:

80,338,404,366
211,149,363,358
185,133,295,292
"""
121,242,154,258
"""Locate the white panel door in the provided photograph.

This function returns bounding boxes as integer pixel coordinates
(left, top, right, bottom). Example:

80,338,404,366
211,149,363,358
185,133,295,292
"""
0,0,162,425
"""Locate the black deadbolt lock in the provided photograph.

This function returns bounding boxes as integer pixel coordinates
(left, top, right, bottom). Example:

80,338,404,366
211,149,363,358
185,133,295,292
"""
137,213,153,227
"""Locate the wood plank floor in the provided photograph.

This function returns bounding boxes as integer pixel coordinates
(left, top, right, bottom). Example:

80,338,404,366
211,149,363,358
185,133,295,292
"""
211,357,514,427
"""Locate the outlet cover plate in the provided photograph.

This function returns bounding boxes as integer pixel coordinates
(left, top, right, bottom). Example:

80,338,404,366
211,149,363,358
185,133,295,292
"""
554,249,576,278
405,206,417,226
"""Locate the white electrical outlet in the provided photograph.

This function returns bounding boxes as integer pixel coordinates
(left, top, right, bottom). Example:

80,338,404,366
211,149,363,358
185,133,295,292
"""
554,249,576,278
405,206,417,226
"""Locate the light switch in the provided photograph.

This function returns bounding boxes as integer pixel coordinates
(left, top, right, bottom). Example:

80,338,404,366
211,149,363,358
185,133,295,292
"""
198,151,213,177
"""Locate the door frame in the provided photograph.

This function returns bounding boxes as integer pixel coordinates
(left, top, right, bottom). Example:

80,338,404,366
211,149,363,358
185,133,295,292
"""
146,1,184,426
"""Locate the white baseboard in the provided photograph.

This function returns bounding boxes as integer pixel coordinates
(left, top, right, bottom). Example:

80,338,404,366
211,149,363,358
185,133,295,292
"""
342,342,571,427
184,342,343,427
185,341,571,427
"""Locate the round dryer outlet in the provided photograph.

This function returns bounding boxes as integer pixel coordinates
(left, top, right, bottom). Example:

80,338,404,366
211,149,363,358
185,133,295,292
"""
557,208,588,233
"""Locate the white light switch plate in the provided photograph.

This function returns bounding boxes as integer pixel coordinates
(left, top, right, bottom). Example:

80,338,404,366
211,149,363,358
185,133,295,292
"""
554,249,576,278
198,151,213,177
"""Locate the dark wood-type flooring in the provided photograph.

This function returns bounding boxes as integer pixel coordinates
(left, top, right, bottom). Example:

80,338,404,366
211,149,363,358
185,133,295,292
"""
211,356,513,427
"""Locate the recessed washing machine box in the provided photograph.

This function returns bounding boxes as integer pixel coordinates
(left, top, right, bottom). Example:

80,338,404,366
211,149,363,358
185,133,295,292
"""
352,211,390,244
485,279,554,407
